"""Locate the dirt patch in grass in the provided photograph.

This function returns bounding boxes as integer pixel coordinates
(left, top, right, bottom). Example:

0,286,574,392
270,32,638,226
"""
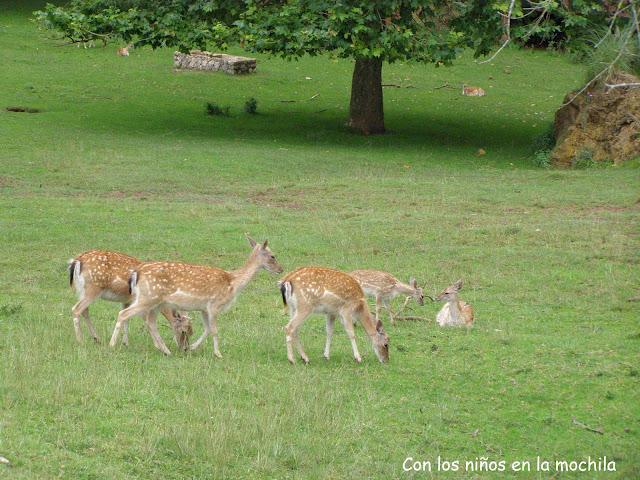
0,176,17,188
6,106,40,113
248,187,312,210
106,190,149,200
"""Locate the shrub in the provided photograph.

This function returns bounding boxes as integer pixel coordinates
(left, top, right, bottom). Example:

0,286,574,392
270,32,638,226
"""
244,97,258,114
205,102,231,117
572,148,595,169
533,149,552,169
531,124,555,153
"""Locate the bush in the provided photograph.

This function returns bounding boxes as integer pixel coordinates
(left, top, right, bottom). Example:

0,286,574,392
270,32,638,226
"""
572,148,595,169
531,124,555,153
530,125,555,168
244,97,258,114
533,149,552,169
205,102,231,117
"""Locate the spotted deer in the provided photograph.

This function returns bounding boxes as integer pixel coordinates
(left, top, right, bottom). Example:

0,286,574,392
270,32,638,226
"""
68,250,193,349
349,270,426,324
117,44,132,56
462,85,486,97
279,267,389,364
109,235,283,356
435,279,474,327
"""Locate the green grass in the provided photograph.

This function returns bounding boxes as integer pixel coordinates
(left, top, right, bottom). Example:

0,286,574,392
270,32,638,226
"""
1,4,639,479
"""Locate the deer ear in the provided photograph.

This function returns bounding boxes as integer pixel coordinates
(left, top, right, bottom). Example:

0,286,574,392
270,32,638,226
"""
454,279,463,291
262,239,268,248
410,277,417,288
246,233,257,248
375,319,383,332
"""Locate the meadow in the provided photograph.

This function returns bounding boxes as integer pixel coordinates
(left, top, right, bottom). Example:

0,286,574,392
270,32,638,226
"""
1,2,639,478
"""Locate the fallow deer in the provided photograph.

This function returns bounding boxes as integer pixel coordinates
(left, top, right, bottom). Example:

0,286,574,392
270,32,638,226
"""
117,44,132,56
68,250,193,349
462,85,486,97
279,267,389,364
349,269,426,324
109,235,283,356
435,279,474,327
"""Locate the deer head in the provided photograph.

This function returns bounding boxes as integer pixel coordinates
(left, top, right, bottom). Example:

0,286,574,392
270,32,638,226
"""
246,234,283,274
409,277,426,305
436,279,463,302
372,318,389,363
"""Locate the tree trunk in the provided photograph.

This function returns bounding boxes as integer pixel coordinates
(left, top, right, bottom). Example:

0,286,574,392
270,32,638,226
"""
348,57,384,135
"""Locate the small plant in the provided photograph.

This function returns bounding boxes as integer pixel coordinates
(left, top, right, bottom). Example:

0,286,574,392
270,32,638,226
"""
533,149,552,168
530,124,556,153
244,97,258,114
572,148,595,169
205,102,231,117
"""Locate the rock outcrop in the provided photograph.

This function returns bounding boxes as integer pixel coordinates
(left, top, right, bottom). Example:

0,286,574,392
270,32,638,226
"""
552,72,640,166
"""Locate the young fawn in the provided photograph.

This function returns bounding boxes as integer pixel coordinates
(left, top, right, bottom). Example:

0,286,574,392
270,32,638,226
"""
279,267,389,364
349,270,426,324
462,85,486,97
117,44,132,56
435,279,474,327
109,235,283,356
68,250,193,349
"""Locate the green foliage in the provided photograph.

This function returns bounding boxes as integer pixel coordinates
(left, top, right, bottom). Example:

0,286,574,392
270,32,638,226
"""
533,149,552,168
511,0,609,51
584,26,640,80
35,1,503,63
530,124,555,168
205,102,230,117
572,147,596,168
244,97,257,114
530,123,556,152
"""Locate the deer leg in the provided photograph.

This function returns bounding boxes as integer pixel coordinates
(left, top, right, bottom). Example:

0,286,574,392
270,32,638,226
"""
340,313,362,363
71,287,100,343
110,303,148,347
284,308,310,365
190,310,211,351
120,303,131,346
81,309,100,343
374,295,382,323
205,305,222,358
145,308,171,356
383,299,394,325
323,314,336,360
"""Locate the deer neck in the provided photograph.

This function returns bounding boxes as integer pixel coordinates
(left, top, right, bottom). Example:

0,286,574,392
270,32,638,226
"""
358,308,379,339
393,281,415,297
229,251,261,294
447,297,462,321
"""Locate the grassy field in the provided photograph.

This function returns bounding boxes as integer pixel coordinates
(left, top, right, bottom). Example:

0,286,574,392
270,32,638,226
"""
1,3,639,479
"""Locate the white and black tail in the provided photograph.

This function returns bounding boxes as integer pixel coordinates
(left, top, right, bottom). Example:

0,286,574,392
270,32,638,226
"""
128,271,138,294
67,259,81,287
279,281,293,306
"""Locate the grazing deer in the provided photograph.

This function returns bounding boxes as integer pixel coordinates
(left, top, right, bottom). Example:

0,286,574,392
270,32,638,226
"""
349,270,426,324
117,44,133,56
462,85,486,97
435,279,474,327
279,267,389,364
68,250,193,350
109,235,282,356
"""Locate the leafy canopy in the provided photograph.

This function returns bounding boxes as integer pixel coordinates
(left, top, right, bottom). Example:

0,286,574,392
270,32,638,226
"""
35,1,503,65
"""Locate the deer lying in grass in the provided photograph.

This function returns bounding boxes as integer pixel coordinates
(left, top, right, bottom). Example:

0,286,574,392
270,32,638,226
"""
117,44,133,56
349,270,426,324
68,250,193,350
435,279,474,327
109,235,283,356
279,267,389,364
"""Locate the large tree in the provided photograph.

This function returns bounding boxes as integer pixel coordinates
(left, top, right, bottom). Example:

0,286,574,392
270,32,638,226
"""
36,1,503,134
